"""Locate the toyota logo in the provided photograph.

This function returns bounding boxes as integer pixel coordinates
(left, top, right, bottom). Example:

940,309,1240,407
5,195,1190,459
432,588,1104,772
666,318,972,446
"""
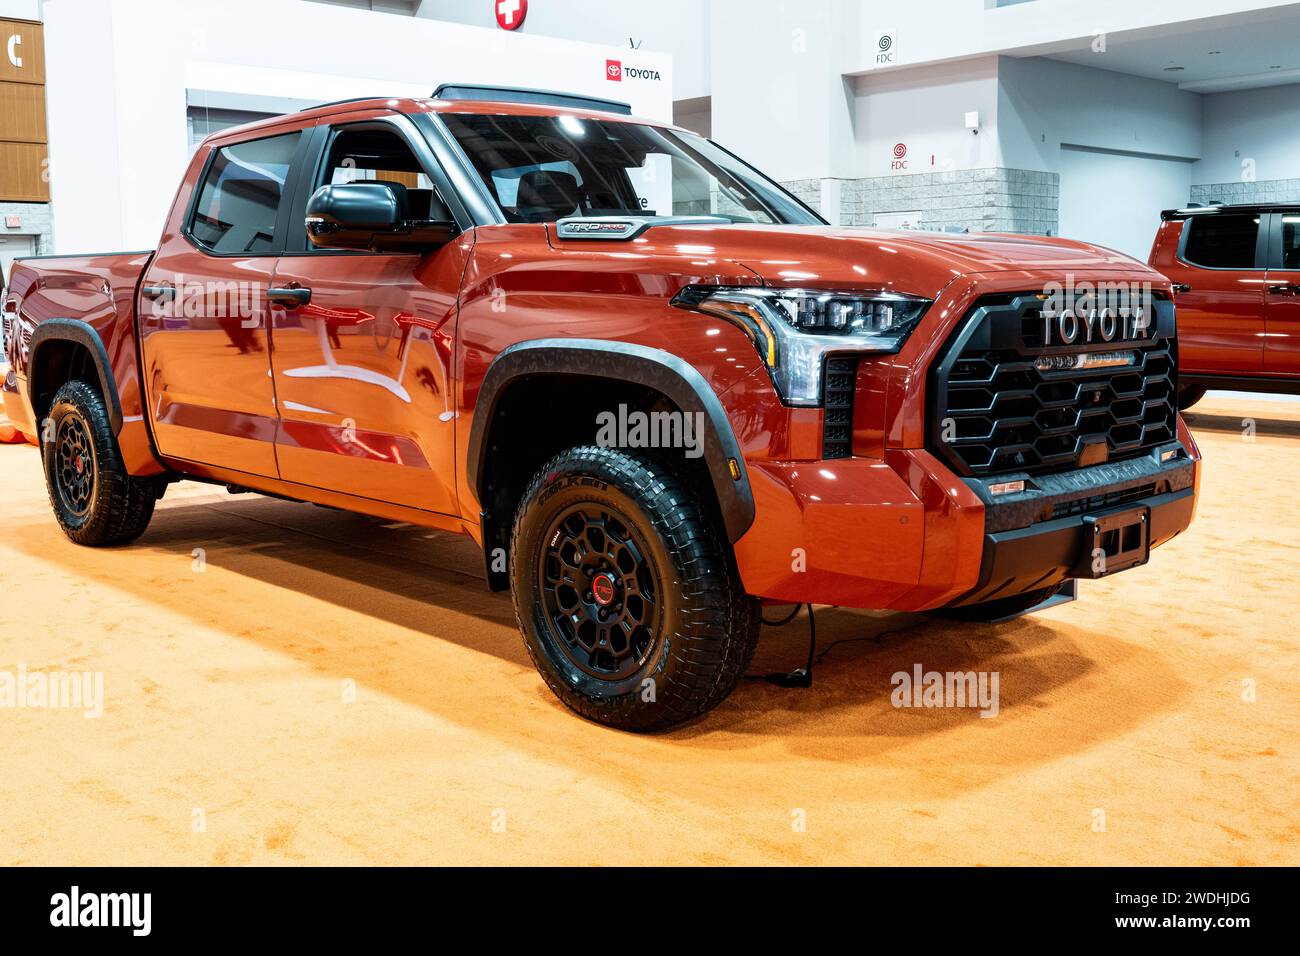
893,143,907,159
606,59,623,81
494,0,527,31
878,34,893,51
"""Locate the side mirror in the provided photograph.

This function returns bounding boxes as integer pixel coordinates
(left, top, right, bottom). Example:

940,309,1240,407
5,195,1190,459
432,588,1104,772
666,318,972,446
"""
306,183,457,253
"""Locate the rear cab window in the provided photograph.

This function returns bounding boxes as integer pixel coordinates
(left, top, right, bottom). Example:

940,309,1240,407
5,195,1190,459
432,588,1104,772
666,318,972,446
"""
1181,212,1261,269
188,131,301,254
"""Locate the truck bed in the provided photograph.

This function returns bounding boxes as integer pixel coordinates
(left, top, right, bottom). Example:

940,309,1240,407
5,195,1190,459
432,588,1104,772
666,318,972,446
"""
2,250,156,466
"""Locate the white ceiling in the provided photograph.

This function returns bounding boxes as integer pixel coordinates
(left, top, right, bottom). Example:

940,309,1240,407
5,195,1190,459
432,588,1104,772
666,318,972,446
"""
1039,5,1300,92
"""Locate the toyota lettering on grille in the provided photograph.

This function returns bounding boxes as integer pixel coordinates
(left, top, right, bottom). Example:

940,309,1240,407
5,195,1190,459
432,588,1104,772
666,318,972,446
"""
1041,307,1151,347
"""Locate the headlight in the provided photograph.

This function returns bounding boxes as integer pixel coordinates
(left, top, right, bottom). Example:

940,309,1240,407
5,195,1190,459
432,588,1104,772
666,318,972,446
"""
672,286,931,406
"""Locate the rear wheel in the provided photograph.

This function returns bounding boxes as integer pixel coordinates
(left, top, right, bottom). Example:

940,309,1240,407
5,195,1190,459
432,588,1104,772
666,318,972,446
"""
43,380,164,546
510,445,759,732
1177,385,1207,411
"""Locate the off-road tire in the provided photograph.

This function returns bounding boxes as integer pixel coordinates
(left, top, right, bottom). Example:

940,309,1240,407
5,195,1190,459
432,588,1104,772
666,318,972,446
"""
510,445,760,732
1177,385,1207,411
43,380,163,546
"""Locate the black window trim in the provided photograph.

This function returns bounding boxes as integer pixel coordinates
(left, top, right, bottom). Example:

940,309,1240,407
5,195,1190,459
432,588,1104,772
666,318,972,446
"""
1266,210,1300,272
416,112,506,227
1176,209,1271,271
280,113,474,258
181,126,312,259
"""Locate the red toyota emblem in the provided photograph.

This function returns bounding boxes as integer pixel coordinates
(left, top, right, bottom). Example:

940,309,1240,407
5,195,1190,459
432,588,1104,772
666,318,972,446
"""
592,573,616,606
494,0,527,31
606,59,623,81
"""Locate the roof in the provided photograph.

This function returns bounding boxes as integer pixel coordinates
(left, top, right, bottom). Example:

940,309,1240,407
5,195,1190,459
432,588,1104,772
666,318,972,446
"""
1162,202,1300,220
202,91,670,147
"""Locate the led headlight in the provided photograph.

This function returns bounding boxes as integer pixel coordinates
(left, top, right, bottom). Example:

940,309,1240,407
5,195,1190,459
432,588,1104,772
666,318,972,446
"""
672,286,931,406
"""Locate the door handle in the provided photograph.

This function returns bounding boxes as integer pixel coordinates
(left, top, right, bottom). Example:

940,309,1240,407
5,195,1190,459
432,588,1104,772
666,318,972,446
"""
268,286,312,308
1171,283,1191,294
1267,282,1300,296
141,284,174,301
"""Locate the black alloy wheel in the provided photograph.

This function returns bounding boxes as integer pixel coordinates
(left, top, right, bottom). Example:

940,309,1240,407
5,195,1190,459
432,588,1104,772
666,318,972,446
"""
53,413,96,518
538,502,662,681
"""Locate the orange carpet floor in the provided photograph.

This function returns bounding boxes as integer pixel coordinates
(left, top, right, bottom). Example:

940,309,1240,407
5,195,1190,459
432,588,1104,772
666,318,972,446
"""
0,394,1295,865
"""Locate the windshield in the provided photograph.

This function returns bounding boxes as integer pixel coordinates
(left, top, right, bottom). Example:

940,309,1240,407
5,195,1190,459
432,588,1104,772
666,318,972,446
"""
440,112,823,226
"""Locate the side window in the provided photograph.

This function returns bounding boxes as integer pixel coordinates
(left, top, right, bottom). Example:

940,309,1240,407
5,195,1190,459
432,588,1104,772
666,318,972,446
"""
189,132,300,254
1280,215,1300,270
1183,213,1260,269
319,125,451,222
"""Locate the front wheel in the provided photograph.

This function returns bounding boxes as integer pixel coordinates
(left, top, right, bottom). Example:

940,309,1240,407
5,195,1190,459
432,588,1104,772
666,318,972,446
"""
510,446,759,732
43,380,164,546
1177,385,1207,411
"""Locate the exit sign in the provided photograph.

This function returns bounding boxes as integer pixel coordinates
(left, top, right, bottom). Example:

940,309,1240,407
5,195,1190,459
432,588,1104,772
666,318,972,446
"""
4,216,21,228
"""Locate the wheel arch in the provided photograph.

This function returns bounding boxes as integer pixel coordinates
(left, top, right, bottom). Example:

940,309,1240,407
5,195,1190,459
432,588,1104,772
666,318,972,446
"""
468,339,756,590
27,319,123,434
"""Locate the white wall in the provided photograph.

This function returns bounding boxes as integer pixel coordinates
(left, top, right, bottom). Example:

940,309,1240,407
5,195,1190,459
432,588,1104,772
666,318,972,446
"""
415,0,706,101
1058,146,1191,257
0,0,40,20
42,0,672,253
997,56,1202,171
842,0,1300,76
852,57,1001,177
1195,82,1300,183
995,56,1201,250
709,0,855,183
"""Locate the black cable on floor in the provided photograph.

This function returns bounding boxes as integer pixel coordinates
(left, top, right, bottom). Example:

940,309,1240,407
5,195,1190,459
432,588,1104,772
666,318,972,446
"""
750,603,816,688
810,619,928,667
749,609,931,689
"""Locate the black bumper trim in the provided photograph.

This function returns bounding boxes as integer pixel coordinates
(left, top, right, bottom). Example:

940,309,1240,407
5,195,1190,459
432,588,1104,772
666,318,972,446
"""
965,443,1194,533
950,486,1195,607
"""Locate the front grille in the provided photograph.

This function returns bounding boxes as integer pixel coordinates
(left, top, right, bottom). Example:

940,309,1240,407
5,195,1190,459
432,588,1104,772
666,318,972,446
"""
930,292,1178,477
822,356,857,459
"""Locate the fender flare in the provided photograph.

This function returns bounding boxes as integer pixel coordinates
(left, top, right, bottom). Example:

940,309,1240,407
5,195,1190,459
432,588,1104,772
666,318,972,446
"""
468,338,756,543
27,319,124,434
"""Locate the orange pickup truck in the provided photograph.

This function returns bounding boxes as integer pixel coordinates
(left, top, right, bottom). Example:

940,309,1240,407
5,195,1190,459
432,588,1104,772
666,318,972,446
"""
1150,203,1300,409
2,85,1199,730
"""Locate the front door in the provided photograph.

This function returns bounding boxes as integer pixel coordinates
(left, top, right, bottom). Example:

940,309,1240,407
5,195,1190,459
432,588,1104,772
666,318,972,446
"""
139,128,308,476
1166,210,1267,375
268,118,469,514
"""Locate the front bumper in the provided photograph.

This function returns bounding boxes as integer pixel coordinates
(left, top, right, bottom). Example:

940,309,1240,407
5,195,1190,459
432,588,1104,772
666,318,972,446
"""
732,435,1199,612
948,441,1196,606
951,485,1193,607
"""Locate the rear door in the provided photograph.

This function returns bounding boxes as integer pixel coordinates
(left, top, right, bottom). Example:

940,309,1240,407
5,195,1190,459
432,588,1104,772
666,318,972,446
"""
267,113,471,514
139,126,311,476
1165,210,1267,375
1264,211,1300,376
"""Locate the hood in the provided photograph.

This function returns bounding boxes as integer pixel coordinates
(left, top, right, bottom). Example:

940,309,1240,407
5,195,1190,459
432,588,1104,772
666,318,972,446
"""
618,223,1155,298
